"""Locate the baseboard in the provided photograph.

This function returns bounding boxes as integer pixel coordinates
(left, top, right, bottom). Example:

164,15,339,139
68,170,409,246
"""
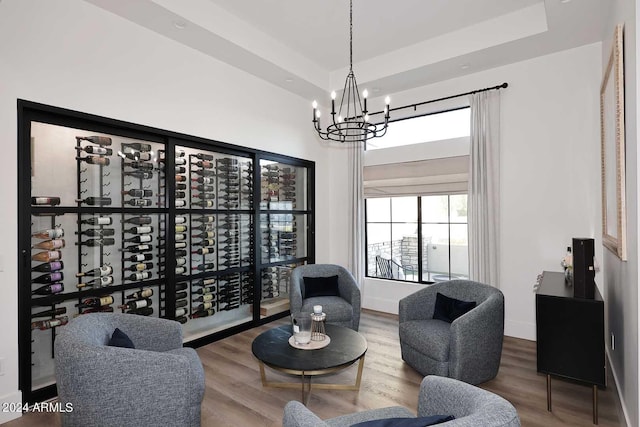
362,296,398,315
606,348,632,427
0,390,22,424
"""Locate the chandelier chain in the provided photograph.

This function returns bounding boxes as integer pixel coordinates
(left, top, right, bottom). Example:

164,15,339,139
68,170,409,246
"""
349,0,353,71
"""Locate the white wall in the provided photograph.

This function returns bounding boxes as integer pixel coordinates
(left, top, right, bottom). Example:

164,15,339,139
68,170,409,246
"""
0,0,331,421
358,43,603,341
602,1,639,426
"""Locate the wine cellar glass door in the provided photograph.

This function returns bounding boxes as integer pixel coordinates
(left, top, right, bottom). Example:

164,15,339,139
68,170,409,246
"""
17,100,314,404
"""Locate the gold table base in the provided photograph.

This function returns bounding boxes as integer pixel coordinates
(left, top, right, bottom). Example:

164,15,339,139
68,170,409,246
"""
258,355,365,405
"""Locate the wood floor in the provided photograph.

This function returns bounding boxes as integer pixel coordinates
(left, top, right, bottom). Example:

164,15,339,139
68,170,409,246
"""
3,310,623,426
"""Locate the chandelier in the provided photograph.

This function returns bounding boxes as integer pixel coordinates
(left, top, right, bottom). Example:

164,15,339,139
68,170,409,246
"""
312,0,390,143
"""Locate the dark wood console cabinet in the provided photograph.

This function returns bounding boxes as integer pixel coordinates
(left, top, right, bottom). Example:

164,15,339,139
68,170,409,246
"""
535,271,605,424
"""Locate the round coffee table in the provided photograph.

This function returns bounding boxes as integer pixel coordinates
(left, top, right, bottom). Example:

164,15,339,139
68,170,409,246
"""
252,323,367,404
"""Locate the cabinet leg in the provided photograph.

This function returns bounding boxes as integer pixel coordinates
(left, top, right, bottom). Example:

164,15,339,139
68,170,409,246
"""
593,385,598,425
546,374,552,412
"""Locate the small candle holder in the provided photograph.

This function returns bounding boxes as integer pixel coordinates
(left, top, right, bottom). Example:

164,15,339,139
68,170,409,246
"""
310,312,326,341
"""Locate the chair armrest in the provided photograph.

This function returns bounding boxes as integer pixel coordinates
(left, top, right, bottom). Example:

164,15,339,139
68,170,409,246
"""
399,286,437,323
56,345,203,426
449,293,504,381
282,401,328,427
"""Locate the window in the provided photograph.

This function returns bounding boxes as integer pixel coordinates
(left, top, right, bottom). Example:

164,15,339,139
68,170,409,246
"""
366,107,470,150
366,195,468,283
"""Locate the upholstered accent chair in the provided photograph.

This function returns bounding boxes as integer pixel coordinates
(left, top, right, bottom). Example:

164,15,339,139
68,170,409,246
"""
290,264,361,331
399,280,505,385
54,313,204,427
282,375,521,427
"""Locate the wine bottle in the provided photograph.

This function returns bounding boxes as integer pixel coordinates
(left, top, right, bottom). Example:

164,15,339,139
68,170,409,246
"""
32,261,64,273
31,250,62,262
126,271,152,281
32,239,65,250
76,197,112,206
194,153,214,161
175,225,188,233
77,135,112,146
127,307,154,316
191,177,214,184
192,293,215,303
31,307,67,318
119,298,152,310
176,300,188,309
176,315,188,324
192,160,214,169
121,244,152,253
31,316,69,331
124,235,152,244
192,169,216,177
192,223,214,232
120,151,152,162
175,216,186,224
175,266,187,275
122,189,153,198
175,157,186,165
76,296,114,310
79,238,115,247
76,265,113,277
175,233,187,241
77,156,110,166
197,239,216,247
194,301,214,312
175,242,187,249
175,291,188,300
31,196,61,206
175,308,188,318
32,283,64,295
176,183,187,191
78,228,115,238
175,249,187,258
126,288,153,299
175,166,186,174
193,278,216,287
175,191,186,199
174,258,187,267
193,231,215,239
128,253,153,262
190,308,215,319
78,306,114,315
219,158,238,165
193,263,215,272
175,282,188,291
192,247,215,255
124,170,153,179
123,216,152,225
193,215,216,223
192,184,214,192
175,175,187,182
76,145,112,155
32,271,63,284
77,276,114,289
192,200,215,208
124,226,153,235
123,142,152,152
32,227,64,239
125,262,153,272
80,216,112,226
192,192,216,200
126,162,154,171
192,286,216,295
175,200,186,208
124,199,153,207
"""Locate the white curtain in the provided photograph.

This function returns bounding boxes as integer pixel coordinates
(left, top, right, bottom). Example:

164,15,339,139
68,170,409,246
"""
468,91,501,287
348,140,365,286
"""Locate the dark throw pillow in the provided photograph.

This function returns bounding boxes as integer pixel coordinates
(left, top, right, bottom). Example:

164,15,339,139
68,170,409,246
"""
108,328,135,349
433,292,476,323
351,415,455,427
303,275,340,298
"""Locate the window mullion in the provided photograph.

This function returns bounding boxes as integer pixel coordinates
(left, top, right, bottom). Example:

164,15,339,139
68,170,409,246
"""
417,196,423,283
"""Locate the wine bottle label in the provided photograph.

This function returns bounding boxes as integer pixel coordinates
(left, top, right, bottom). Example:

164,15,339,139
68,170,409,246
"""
96,217,112,225
175,225,187,232
137,235,152,243
175,242,187,249
176,308,188,317
132,299,149,309
175,216,186,224
130,226,152,234
100,276,114,285
31,197,61,206
176,258,187,267
100,296,114,305
134,263,148,272
48,272,63,282
201,302,214,310
50,283,63,293
175,267,186,275
175,200,186,207
49,261,63,271
201,294,214,302
175,157,187,165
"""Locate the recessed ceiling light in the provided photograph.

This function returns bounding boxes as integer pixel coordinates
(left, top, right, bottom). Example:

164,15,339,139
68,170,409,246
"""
560,0,571,3
173,21,187,30
285,78,294,83
461,64,470,70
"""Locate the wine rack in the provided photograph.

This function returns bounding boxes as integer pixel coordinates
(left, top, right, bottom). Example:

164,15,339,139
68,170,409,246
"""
18,100,314,404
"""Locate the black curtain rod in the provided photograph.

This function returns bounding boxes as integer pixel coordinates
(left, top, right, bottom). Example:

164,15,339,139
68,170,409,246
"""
369,82,508,117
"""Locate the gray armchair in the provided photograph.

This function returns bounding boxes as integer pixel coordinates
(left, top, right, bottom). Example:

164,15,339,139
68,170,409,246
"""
399,280,504,385
283,375,520,427
54,313,204,427
290,264,361,330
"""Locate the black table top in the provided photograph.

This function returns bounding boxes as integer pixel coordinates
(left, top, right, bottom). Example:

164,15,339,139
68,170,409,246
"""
252,324,367,371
